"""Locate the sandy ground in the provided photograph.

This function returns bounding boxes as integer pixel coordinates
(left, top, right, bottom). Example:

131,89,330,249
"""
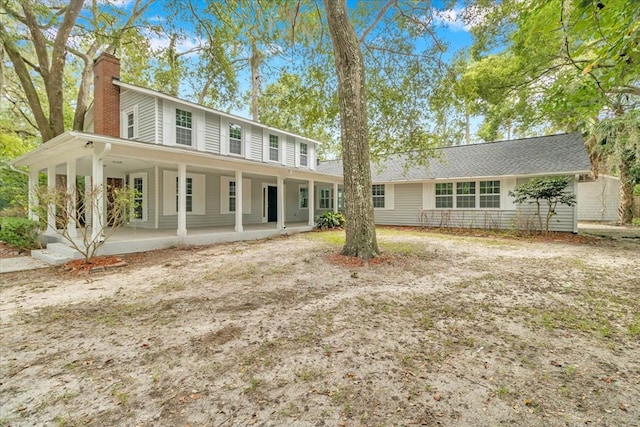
1,228,639,427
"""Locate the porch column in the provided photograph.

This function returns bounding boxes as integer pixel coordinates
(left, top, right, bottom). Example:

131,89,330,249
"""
91,147,105,242
29,169,39,222
235,170,243,232
573,174,579,234
277,175,284,229
66,160,77,239
308,179,315,227
46,165,57,235
333,182,339,213
177,163,187,237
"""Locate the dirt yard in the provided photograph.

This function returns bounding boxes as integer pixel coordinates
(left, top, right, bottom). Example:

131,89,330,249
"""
1,228,639,427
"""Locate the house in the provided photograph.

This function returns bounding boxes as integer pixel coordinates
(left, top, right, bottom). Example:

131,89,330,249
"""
11,53,593,264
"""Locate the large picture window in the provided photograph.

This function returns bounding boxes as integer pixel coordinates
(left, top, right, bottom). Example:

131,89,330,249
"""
175,109,192,146
480,180,500,208
229,123,242,155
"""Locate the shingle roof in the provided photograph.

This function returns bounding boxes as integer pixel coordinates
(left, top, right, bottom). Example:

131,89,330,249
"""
317,133,592,181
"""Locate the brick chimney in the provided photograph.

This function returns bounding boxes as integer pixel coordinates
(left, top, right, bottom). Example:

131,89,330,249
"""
93,52,120,137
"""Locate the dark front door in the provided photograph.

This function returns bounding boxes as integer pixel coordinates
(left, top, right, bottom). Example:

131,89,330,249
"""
268,186,277,222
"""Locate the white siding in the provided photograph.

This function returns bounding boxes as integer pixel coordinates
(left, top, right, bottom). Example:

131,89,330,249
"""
578,176,620,221
514,177,576,232
120,91,156,143
204,112,221,153
374,183,422,225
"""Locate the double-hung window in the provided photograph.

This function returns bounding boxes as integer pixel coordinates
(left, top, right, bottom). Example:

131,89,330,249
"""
175,109,192,146
299,186,308,209
456,182,476,208
229,123,242,155
126,112,135,139
319,188,332,209
372,184,385,208
269,134,279,161
299,143,308,166
435,183,453,208
133,176,144,219
480,180,500,208
229,181,237,212
175,177,193,212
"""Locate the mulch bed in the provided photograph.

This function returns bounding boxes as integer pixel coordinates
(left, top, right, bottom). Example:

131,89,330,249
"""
63,256,127,273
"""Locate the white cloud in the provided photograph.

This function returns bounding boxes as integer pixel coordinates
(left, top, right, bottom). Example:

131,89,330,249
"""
433,5,488,32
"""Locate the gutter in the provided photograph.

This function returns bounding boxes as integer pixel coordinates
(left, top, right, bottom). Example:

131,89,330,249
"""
9,163,29,176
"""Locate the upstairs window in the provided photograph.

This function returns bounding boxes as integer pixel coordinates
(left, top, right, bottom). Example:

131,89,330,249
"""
435,183,453,208
175,109,192,146
269,134,279,161
229,123,242,155
480,180,500,208
372,184,385,208
299,143,308,166
456,181,476,208
126,112,135,139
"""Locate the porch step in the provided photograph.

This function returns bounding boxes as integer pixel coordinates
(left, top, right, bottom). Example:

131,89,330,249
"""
46,243,83,260
31,249,72,266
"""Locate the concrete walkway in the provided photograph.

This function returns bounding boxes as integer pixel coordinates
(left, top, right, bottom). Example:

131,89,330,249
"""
0,256,50,274
577,222,640,239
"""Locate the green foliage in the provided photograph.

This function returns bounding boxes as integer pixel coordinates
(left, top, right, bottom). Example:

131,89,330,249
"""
315,211,346,230
0,132,36,214
0,217,43,250
509,177,576,234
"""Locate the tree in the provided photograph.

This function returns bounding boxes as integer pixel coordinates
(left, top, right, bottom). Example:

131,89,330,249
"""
34,184,138,263
509,177,577,234
323,0,378,259
0,0,155,141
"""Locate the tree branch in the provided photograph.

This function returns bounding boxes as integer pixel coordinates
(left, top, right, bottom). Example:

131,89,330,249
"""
359,0,396,44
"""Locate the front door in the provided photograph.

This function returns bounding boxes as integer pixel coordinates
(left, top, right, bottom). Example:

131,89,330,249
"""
106,177,124,226
268,185,277,222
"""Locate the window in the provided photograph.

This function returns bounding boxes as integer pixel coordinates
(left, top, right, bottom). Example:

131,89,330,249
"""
372,184,385,208
229,123,242,155
435,183,453,208
175,109,192,146
299,143,308,166
456,182,476,208
175,177,193,212
480,180,500,208
126,112,135,139
133,176,143,219
319,188,332,209
229,181,236,212
337,188,344,210
299,186,308,209
269,134,279,161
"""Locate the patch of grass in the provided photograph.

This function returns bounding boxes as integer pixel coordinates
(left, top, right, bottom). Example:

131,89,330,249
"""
244,377,261,393
628,314,640,337
303,230,345,245
378,241,424,256
495,385,510,398
295,367,324,382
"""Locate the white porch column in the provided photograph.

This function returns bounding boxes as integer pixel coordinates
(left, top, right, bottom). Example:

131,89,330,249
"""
46,165,57,235
91,148,105,242
66,160,77,238
308,179,315,227
333,182,339,213
177,163,187,237
235,170,243,232
277,176,284,229
573,174,579,234
28,169,39,222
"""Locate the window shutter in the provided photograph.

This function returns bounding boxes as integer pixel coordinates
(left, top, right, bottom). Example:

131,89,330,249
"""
220,116,229,155
309,144,316,170
294,140,300,168
162,170,177,215
220,176,230,214
192,173,205,214
386,184,394,210
120,111,126,138
162,103,174,145
281,137,287,165
242,178,252,214
244,125,252,159
262,131,269,162
195,110,205,151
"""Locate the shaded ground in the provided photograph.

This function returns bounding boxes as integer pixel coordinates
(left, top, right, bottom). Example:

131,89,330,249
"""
1,228,639,426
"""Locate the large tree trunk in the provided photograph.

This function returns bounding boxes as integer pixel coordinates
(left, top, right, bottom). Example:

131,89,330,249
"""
324,0,378,259
250,40,261,121
618,153,635,224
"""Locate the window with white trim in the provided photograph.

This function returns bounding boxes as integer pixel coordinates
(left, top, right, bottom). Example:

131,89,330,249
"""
337,188,344,210
456,181,476,208
175,109,192,146
319,187,332,209
269,134,279,161
130,172,147,221
372,184,385,208
175,177,193,212
126,111,135,139
229,181,236,212
299,186,308,209
299,143,308,167
435,183,453,208
229,123,242,155
480,180,500,208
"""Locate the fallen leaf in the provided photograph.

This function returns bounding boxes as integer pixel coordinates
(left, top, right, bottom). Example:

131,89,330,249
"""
602,376,613,383
618,403,627,412
524,398,533,406
190,394,200,400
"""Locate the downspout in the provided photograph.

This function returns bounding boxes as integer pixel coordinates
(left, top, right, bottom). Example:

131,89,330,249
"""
573,174,579,234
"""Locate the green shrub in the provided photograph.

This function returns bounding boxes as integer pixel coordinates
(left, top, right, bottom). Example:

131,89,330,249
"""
0,217,43,250
315,211,346,230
